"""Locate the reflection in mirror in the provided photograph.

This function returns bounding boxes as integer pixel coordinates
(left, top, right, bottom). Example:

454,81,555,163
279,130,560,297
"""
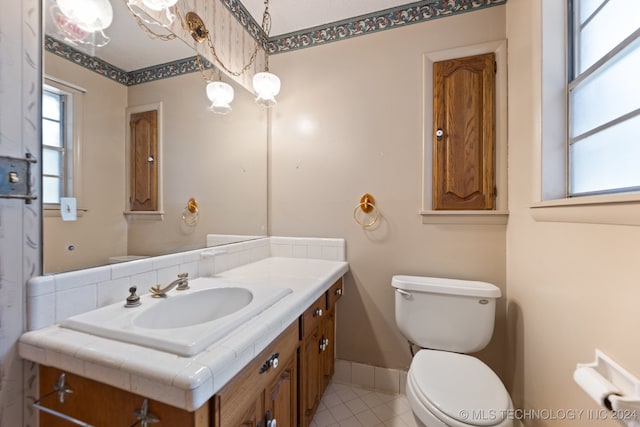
42,0,268,274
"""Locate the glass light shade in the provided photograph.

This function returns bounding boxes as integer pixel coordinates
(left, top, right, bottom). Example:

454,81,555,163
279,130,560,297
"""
127,0,175,26
206,81,234,115
57,0,113,32
253,72,281,107
142,0,178,11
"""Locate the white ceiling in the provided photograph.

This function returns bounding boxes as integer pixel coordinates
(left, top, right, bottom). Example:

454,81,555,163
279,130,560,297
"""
45,0,420,71
242,0,421,36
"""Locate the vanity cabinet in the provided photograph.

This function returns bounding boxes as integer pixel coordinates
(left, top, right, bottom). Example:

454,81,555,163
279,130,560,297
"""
38,365,209,427
36,278,343,427
212,322,298,427
299,278,343,427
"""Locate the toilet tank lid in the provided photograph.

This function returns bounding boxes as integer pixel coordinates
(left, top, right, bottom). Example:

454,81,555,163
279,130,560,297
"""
392,275,501,298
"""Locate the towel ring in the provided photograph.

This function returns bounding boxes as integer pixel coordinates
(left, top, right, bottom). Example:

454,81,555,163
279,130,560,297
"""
354,194,379,227
182,198,199,226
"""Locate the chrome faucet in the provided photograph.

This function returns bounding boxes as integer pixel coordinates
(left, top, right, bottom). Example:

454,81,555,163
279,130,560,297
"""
149,273,189,297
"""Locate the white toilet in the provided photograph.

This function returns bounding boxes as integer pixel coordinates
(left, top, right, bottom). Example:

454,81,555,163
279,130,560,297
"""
392,275,513,427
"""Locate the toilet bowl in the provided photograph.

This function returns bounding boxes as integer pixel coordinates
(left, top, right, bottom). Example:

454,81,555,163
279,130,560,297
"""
406,350,512,427
392,275,513,427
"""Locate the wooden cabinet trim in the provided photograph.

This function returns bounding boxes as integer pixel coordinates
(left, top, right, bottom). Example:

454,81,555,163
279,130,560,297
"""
300,295,326,340
213,322,299,427
326,278,344,310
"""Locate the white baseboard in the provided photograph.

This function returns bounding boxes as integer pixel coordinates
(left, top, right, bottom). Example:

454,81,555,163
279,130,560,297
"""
334,359,408,395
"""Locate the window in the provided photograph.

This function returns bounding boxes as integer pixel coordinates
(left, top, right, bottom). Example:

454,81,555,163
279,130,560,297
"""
568,0,640,196
42,87,67,204
42,78,83,208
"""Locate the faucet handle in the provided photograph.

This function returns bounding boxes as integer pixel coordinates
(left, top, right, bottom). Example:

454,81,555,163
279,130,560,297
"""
176,272,190,291
125,286,141,308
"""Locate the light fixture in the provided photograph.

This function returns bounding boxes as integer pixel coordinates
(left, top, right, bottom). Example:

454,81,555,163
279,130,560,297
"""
126,0,177,32
253,72,280,107
52,0,113,49
57,0,113,32
141,0,178,11
186,0,281,109
250,0,280,107
206,81,234,115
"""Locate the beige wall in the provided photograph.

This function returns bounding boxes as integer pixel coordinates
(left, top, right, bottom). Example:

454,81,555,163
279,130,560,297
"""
270,6,508,374
126,73,268,256
44,52,128,273
506,0,640,425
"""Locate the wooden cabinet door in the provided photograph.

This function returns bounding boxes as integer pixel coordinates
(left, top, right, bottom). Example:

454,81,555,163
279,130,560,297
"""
433,53,495,210
265,355,297,427
130,109,158,211
321,307,336,392
235,395,264,427
38,366,206,427
299,327,322,427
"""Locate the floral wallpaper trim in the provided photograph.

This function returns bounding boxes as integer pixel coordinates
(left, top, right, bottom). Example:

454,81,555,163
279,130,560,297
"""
44,36,213,86
268,0,507,54
46,0,507,84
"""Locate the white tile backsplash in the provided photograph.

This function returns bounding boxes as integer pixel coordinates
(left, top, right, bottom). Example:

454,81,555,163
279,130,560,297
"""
96,277,131,307
27,294,55,330
269,237,346,261
26,236,344,330
55,284,96,320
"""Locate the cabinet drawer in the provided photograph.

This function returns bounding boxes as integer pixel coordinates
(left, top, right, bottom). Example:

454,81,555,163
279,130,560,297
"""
300,294,326,340
214,321,299,427
326,278,344,310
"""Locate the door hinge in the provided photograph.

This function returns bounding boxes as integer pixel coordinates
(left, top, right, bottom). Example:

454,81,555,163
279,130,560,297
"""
494,61,497,73
0,153,38,203
494,186,498,197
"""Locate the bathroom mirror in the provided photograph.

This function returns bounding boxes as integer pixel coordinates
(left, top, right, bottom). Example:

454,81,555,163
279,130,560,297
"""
42,0,268,273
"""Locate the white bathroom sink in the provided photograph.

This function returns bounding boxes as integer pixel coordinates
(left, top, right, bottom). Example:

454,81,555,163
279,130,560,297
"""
134,287,253,329
60,278,292,356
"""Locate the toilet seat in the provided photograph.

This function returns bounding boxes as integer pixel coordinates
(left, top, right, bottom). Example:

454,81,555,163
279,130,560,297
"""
408,350,511,427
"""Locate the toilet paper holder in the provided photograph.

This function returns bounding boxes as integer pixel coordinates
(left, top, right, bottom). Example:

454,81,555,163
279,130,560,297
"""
575,349,640,425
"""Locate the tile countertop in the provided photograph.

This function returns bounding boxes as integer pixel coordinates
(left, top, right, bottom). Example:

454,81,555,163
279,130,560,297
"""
19,257,349,411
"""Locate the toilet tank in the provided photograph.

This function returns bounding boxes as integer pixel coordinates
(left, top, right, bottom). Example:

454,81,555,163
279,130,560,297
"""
392,275,501,353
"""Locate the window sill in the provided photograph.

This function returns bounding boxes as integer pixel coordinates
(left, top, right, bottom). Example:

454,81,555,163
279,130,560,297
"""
124,211,165,221
420,210,509,225
530,193,640,226
43,207,87,218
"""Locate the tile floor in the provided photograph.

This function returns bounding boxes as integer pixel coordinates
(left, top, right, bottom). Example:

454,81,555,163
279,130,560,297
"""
310,381,419,427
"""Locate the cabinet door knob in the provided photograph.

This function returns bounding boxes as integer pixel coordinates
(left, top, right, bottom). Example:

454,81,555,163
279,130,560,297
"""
335,288,343,296
313,308,323,317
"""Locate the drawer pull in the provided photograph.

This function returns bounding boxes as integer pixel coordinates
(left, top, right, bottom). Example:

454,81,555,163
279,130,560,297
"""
265,410,277,427
259,352,280,374
335,288,343,296
319,337,330,352
313,308,323,317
